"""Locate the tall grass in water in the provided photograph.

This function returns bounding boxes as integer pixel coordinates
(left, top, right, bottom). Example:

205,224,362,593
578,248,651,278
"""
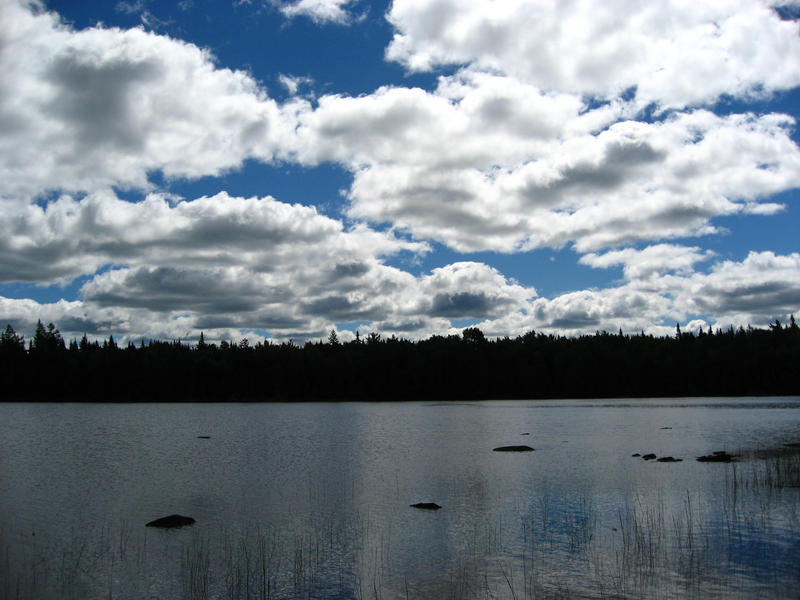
3,452,799,600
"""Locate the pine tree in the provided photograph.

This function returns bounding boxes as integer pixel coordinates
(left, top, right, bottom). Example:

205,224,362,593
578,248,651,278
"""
0,324,25,353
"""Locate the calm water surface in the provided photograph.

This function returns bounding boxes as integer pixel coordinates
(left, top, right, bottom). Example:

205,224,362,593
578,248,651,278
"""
1,398,799,599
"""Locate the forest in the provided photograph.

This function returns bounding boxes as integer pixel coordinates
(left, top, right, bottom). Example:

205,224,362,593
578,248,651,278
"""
1,318,798,401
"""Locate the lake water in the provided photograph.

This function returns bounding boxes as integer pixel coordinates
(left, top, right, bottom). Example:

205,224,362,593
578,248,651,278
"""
1,398,799,599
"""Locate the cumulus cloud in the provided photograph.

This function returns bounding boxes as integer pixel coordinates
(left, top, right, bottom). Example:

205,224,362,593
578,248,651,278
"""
673,251,800,321
415,262,535,319
385,0,800,110
462,249,800,339
279,0,357,24
578,245,800,325
0,191,422,283
2,248,797,343
329,102,800,252
580,244,716,280
0,0,292,203
0,0,798,344
0,257,540,344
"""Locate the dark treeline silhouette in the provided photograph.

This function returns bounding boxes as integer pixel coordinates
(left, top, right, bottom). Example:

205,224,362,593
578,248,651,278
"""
1,318,799,401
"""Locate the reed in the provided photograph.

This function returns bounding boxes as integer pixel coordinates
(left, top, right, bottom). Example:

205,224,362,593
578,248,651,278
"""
2,470,799,600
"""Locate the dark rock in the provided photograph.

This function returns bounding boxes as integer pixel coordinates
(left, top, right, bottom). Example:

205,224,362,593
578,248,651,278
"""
493,445,535,452
642,453,657,460
197,436,210,439
656,456,682,462
410,502,441,510
146,514,196,528
631,453,641,457
660,427,672,430
520,432,530,435
697,451,736,462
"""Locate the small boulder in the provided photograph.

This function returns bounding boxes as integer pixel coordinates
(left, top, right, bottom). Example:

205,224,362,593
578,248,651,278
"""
146,514,196,528
656,456,682,462
410,502,441,510
493,445,535,452
697,451,736,463
642,453,657,460
631,453,641,457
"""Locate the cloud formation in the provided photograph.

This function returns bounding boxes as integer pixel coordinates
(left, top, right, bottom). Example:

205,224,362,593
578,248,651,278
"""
297,74,800,253
0,0,290,203
386,0,800,109
279,0,358,24
0,0,798,344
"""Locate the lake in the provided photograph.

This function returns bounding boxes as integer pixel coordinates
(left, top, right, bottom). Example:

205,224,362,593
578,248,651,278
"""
1,398,799,599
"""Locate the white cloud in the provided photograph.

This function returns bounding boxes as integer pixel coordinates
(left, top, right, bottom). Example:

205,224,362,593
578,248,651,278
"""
279,0,356,24
5,0,797,258
327,102,800,252
0,190,427,283
3,247,797,343
385,0,800,110
278,73,314,96
0,0,798,344
580,244,716,280
0,0,292,203
415,261,535,319
464,250,800,338
673,251,800,321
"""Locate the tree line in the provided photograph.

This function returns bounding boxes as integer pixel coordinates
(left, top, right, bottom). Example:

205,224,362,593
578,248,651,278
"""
1,318,798,401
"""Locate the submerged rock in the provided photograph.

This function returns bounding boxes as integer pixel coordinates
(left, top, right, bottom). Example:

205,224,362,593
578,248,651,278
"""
642,453,657,460
146,514,196,528
657,456,683,462
197,435,211,439
493,445,535,452
697,451,736,463
631,453,641,457
410,502,441,510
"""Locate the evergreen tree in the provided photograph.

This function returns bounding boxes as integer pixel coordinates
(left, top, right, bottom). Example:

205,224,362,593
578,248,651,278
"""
0,324,25,352
32,320,64,353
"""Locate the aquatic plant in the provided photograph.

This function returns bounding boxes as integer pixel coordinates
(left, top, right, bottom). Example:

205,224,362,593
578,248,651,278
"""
2,458,799,600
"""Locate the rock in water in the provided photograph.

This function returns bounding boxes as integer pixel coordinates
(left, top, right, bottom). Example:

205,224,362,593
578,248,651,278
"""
410,502,442,510
697,451,736,463
493,445,535,452
146,514,196,528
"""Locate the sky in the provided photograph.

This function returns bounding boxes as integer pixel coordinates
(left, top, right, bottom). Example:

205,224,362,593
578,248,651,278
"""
1,0,799,345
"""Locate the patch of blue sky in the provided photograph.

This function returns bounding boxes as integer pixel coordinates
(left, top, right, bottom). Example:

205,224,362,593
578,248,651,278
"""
159,160,353,218
0,269,107,303
47,0,444,98
448,318,482,330
385,241,623,298
333,320,372,334
706,196,800,260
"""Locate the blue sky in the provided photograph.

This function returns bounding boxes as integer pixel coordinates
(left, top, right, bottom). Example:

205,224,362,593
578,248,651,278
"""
1,0,799,343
